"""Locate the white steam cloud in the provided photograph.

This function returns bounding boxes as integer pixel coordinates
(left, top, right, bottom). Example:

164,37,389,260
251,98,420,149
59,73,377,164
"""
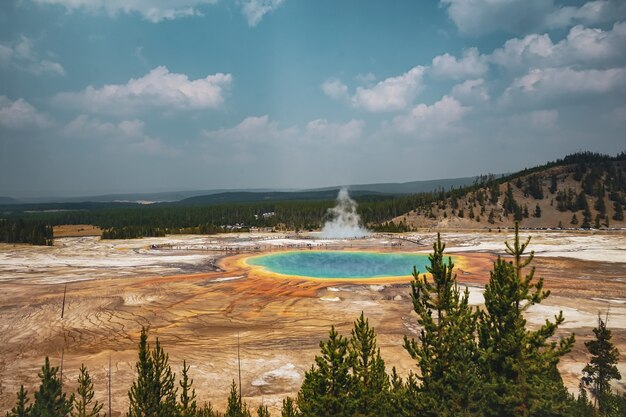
321,188,369,238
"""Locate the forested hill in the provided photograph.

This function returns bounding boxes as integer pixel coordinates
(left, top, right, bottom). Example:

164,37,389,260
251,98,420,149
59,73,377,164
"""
172,189,389,206
390,151,626,230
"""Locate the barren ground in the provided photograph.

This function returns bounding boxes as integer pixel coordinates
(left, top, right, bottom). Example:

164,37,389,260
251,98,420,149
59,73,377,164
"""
0,230,625,415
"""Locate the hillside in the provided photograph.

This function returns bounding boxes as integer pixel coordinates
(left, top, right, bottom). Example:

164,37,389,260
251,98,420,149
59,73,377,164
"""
392,152,626,230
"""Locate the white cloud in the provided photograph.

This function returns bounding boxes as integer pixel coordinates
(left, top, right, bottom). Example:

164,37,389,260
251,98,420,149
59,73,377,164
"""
430,48,488,79
203,115,296,143
203,115,363,145
451,79,490,104
0,36,65,76
490,22,626,71
440,0,626,36
391,96,468,136
305,119,364,144
0,97,53,129
32,0,218,23
63,115,171,154
322,67,425,112
503,67,626,101
56,66,232,114
239,0,285,27
545,1,626,30
321,79,349,100
352,66,426,112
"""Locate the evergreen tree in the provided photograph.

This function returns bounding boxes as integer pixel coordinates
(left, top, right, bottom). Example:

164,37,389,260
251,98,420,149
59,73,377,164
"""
178,361,197,417
386,367,409,417
534,204,541,218
197,402,220,417
7,385,32,417
349,312,390,417
613,201,624,221
571,214,579,225
255,405,270,417
504,183,518,215
595,195,606,216
280,398,297,417
225,380,250,417
550,174,558,194
31,357,73,417
582,209,592,228
478,223,575,416
571,383,597,417
296,326,354,417
582,315,622,416
127,327,178,417
71,364,103,417
489,182,500,204
403,234,482,417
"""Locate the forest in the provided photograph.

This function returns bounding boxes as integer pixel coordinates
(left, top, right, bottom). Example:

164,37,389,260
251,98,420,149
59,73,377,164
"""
1,151,625,244
5,226,624,417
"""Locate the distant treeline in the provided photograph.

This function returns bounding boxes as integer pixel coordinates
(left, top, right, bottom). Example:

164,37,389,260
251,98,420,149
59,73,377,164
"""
0,219,53,246
5,227,625,417
2,151,625,241
5,194,434,237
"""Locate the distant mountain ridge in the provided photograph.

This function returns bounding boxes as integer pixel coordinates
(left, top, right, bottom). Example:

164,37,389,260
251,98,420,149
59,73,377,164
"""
0,196,20,205
6,176,480,205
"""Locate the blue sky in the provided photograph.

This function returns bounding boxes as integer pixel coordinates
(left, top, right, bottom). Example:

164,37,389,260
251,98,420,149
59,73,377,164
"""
1,0,625,198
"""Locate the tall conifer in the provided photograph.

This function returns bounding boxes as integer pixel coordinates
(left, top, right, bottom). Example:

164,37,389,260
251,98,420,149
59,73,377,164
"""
31,357,73,417
349,312,390,417
403,234,482,416
225,380,250,417
478,223,575,416
127,327,178,417
178,360,197,417
7,385,32,417
71,364,102,417
296,326,354,417
582,315,622,416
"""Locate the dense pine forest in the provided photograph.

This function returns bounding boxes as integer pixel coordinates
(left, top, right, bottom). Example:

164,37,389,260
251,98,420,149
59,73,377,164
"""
1,151,625,242
5,227,624,417
0,219,53,246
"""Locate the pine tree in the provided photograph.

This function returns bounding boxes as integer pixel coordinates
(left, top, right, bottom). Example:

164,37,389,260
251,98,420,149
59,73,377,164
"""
550,174,558,194
225,380,250,417
255,405,270,417
613,201,624,221
582,315,622,416
71,364,103,417
197,402,219,417
572,383,597,417
31,357,73,417
127,327,178,417
296,326,354,417
280,398,297,417
403,234,482,417
178,361,197,417
7,385,32,417
478,223,575,416
349,312,390,417
571,214,579,225
534,204,541,218
582,209,592,228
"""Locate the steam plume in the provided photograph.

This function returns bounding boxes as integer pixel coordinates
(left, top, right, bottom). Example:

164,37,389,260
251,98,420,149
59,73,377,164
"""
321,188,369,238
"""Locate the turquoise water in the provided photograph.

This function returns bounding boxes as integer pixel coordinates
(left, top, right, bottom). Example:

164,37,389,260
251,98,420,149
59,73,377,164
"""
247,251,431,279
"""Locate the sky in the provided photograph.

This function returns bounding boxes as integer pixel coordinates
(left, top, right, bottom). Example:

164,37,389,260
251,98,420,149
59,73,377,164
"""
1,0,625,198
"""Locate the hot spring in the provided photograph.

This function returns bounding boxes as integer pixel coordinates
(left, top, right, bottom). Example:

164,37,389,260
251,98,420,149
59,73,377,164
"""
246,251,436,279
